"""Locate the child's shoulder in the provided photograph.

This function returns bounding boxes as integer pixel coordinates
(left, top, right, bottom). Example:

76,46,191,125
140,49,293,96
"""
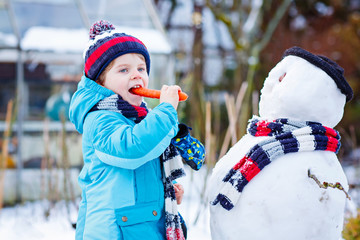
84,110,133,130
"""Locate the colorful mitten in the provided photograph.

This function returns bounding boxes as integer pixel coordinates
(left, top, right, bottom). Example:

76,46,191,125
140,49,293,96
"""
171,124,205,170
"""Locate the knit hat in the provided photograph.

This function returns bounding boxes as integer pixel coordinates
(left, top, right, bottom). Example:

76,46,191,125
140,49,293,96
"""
83,20,150,80
282,46,353,102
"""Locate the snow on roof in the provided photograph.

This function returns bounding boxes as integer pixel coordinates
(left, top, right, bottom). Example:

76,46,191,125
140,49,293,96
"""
20,26,172,55
117,26,172,54
21,27,88,53
0,32,17,48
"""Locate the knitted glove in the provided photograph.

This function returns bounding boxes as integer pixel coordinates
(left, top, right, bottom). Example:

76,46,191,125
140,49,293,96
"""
171,124,205,170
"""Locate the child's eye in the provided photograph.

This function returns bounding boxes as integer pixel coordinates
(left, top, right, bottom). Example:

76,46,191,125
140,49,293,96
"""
138,67,145,72
120,68,128,73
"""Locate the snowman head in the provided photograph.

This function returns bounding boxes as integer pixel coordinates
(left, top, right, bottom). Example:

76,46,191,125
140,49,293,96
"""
259,46,353,128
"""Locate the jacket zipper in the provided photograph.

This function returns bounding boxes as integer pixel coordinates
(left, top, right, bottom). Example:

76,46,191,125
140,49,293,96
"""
134,171,137,203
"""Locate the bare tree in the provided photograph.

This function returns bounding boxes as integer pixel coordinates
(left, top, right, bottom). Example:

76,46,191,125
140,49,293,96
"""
154,0,292,155
206,0,292,138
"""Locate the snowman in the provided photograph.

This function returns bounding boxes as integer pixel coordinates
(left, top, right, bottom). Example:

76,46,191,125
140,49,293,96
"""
208,46,353,240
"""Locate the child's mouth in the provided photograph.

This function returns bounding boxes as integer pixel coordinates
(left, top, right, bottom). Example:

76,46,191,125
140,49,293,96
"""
129,85,142,94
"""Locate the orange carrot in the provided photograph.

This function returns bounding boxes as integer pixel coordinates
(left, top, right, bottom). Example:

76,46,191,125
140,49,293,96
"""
130,87,188,101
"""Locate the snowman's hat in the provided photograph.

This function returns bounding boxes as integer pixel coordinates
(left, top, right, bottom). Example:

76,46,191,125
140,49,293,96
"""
283,46,353,102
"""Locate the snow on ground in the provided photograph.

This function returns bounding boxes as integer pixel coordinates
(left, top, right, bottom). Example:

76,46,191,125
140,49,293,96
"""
177,166,212,240
1,164,358,240
0,165,212,240
0,200,76,240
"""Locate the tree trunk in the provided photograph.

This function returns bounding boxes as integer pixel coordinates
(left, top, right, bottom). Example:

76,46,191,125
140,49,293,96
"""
190,3,205,140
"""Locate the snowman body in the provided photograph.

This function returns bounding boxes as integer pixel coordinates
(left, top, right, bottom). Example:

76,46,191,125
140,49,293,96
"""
208,53,349,240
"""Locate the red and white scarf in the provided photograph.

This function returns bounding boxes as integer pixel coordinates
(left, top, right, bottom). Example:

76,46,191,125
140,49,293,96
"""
212,117,341,211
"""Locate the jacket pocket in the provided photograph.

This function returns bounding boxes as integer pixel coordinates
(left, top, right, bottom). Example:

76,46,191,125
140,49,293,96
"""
115,202,164,239
115,202,161,227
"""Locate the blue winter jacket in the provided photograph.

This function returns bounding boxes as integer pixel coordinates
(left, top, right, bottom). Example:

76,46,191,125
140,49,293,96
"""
69,75,179,240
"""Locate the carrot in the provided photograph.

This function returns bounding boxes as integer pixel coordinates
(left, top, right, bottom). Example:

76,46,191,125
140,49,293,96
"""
130,87,188,101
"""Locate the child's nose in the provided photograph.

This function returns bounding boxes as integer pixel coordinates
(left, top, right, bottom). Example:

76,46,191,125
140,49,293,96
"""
130,70,142,79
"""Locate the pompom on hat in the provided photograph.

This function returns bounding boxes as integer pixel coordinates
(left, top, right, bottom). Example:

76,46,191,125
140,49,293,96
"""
282,46,353,102
84,20,150,80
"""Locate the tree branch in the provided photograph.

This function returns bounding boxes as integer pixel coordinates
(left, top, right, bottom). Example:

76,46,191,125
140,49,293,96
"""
205,0,244,50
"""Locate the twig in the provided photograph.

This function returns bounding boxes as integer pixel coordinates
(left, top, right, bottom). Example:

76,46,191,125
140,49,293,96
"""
0,100,14,210
205,0,244,50
252,90,259,116
60,113,76,226
219,82,248,158
193,102,213,225
224,93,237,145
40,118,50,201
205,101,212,166
308,169,351,200
256,0,292,52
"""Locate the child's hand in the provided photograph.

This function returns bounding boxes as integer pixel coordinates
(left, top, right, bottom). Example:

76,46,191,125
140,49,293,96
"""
174,183,184,205
160,85,181,110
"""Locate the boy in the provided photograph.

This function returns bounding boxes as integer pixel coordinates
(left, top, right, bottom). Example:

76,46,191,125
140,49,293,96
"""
69,20,204,240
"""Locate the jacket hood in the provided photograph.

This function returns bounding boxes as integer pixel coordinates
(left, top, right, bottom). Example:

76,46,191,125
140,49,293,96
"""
69,75,115,133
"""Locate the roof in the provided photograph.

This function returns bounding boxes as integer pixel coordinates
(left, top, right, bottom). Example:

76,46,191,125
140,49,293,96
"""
20,26,172,55
0,0,172,61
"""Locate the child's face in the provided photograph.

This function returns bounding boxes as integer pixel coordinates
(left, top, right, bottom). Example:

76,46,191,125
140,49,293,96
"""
102,53,149,106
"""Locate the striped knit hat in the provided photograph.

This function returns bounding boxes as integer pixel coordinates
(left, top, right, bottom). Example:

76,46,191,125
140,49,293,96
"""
84,20,150,80
283,46,353,102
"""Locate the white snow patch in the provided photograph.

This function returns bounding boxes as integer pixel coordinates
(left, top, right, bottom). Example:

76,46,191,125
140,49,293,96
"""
20,26,172,54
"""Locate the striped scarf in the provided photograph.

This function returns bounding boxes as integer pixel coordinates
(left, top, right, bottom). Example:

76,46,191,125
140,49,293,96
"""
162,145,186,240
91,94,186,240
90,94,148,123
211,116,341,211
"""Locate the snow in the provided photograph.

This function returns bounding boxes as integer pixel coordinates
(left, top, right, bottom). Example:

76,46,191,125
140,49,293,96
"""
20,26,172,54
0,164,357,240
0,165,212,240
0,32,17,47
177,167,212,240
21,27,88,53
0,200,76,240
111,26,172,54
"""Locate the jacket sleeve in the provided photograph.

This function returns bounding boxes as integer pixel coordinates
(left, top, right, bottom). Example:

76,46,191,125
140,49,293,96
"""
85,102,178,169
